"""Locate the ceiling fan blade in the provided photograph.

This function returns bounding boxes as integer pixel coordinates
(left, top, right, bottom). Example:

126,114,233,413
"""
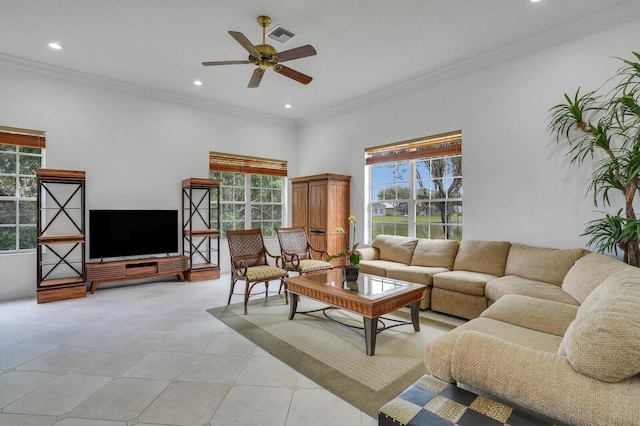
276,45,317,62
248,68,265,88
202,60,253,66
275,65,313,85
228,31,261,57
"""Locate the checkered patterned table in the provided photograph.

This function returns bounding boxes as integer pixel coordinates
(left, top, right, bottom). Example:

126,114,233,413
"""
378,375,560,426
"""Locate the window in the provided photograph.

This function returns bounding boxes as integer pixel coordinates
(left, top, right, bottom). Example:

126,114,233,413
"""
366,131,462,241
209,152,286,238
0,126,46,252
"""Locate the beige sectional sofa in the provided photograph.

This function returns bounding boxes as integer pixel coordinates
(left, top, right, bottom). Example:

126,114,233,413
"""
357,235,586,318
358,235,640,425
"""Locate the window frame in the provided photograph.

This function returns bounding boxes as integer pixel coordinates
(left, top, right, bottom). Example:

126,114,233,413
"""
365,131,462,242
209,152,287,239
0,126,46,253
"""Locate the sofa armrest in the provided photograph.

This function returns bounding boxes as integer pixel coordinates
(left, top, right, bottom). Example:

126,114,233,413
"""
480,294,578,336
451,331,640,426
356,246,378,261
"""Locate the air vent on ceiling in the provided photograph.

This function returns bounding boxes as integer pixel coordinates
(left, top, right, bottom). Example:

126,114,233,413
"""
267,25,296,44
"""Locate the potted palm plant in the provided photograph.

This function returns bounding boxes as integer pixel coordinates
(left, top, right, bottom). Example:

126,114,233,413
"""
548,51,640,266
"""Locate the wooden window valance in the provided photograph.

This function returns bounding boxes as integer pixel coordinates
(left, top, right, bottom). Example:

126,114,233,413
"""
365,130,461,165
0,126,46,148
209,151,287,177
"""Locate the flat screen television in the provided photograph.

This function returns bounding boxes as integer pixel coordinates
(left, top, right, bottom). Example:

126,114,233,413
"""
89,210,178,259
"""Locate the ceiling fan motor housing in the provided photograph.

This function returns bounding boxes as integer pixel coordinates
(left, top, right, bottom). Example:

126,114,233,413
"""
251,44,280,69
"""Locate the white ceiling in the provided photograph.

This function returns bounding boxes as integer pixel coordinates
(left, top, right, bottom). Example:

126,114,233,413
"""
1,0,639,122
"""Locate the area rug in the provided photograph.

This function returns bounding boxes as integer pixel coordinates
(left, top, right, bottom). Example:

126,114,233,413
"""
207,296,455,418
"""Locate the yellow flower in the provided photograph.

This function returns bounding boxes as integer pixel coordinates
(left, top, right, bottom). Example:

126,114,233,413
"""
348,215,356,224
335,227,345,233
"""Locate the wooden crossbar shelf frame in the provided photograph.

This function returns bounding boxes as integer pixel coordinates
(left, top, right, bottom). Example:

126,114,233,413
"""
182,178,221,281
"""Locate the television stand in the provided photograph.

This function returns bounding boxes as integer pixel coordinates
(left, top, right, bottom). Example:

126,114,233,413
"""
86,255,188,293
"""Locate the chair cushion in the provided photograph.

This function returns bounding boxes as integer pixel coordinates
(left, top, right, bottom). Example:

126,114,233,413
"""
372,235,418,265
561,268,640,382
410,239,459,269
453,240,511,276
290,259,332,273
245,265,288,281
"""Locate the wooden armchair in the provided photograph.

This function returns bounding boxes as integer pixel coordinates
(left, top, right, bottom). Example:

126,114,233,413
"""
276,227,333,275
226,229,289,314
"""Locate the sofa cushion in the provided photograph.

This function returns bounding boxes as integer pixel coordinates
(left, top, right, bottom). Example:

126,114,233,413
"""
453,240,511,276
355,246,378,261
372,235,418,265
425,317,562,383
432,270,497,296
358,260,407,277
562,252,631,304
480,294,578,337
505,244,585,286
485,275,579,305
410,239,459,269
562,268,640,382
387,265,449,286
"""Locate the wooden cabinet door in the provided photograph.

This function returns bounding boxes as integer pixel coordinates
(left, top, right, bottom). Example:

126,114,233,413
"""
327,180,350,257
308,180,327,233
291,182,309,230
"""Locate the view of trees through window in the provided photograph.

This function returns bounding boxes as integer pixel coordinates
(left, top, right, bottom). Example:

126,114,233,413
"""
0,143,42,252
369,154,462,240
210,171,283,238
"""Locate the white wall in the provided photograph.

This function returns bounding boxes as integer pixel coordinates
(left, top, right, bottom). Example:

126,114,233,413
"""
3,17,639,300
297,18,640,253
0,64,298,300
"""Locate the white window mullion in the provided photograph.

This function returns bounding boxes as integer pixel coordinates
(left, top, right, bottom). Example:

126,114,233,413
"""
244,174,251,230
408,160,417,238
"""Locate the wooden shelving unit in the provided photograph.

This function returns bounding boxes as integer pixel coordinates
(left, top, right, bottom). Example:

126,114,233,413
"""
182,178,221,281
35,169,87,303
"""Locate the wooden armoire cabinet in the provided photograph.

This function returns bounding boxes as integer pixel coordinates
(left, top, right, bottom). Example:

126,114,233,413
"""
290,174,351,261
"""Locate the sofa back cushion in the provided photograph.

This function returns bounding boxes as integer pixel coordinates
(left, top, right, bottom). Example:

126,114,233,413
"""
561,268,640,382
453,240,511,276
371,235,418,265
505,244,585,286
410,239,459,269
562,252,631,304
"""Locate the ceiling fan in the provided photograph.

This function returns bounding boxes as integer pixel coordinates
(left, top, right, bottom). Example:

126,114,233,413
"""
202,16,317,88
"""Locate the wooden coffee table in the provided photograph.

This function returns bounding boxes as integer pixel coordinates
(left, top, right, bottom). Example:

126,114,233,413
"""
285,269,424,355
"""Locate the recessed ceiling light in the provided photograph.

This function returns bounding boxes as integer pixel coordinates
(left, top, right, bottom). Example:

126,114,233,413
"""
284,104,292,109
530,0,542,2
48,42,64,50
193,80,203,86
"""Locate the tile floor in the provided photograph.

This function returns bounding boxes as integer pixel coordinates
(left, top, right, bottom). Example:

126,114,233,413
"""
0,275,380,426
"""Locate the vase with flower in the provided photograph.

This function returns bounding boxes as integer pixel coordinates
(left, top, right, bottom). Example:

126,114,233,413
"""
327,215,360,282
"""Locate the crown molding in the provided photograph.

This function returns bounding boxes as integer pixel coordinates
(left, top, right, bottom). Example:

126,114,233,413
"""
2,1,639,130
299,1,640,126
0,53,298,128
